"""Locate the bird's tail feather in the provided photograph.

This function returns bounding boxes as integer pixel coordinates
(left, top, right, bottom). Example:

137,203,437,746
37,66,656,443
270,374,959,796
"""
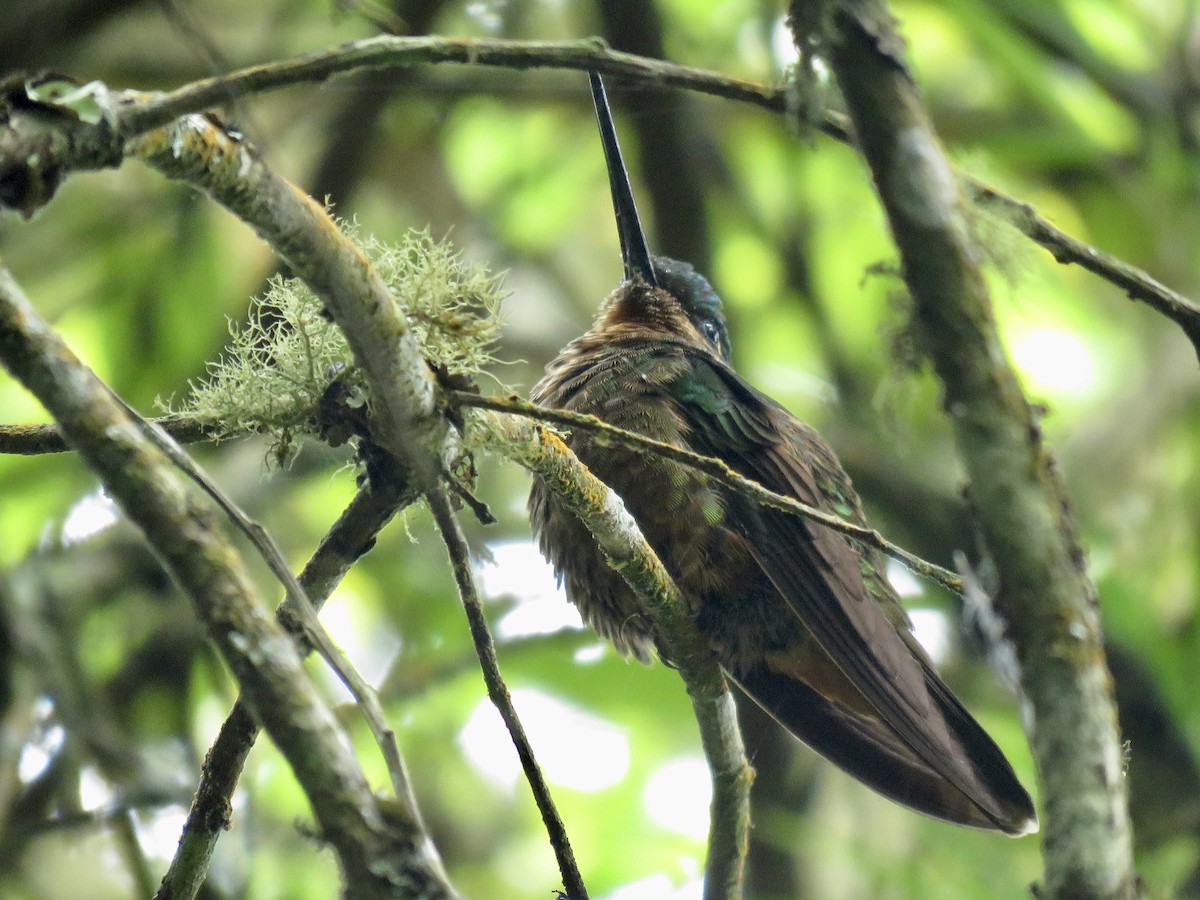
733,662,1037,835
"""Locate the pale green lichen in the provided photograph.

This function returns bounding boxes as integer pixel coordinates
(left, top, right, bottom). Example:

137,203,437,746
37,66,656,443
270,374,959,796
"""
166,226,505,456
951,153,1036,289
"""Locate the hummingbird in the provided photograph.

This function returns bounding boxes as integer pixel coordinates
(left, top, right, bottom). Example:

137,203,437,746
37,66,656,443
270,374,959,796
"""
528,73,1037,835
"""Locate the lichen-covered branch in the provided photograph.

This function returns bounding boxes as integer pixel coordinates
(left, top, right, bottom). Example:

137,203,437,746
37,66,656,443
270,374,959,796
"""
122,115,451,494
789,2,1136,898
0,264,457,897
453,392,962,592
466,407,751,900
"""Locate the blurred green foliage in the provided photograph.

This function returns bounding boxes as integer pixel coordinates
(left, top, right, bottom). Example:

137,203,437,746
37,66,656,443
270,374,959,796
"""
1,0,1199,898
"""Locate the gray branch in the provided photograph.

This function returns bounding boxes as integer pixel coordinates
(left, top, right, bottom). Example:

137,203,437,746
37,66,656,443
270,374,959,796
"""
0,264,457,898
1,39,1196,351
790,2,1137,897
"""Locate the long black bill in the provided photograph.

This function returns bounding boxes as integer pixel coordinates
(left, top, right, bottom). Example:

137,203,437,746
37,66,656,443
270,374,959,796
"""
589,72,659,288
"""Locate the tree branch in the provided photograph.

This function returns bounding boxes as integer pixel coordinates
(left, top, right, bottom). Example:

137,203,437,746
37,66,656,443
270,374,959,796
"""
111,37,777,136
966,179,1200,356
2,395,967,594
427,486,588,900
0,414,219,455
0,263,456,897
465,407,750,900
128,401,421,815
156,478,419,900
122,114,452,497
2,40,1197,354
453,392,963,593
791,2,1136,897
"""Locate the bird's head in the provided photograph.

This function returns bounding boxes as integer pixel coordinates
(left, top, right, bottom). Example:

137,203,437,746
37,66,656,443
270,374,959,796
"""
589,73,730,362
651,255,730,360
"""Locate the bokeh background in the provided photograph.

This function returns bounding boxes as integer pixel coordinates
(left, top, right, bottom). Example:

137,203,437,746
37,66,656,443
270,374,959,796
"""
1,0,1198,897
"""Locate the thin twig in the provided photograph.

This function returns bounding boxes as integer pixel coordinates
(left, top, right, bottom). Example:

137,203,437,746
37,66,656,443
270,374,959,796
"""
967,179,1200,359
18,790,191,837
0,39,1195,350
156,479,416,900
117,395,416,808
2,390,964,592
451,391,964,594
426,486,589,900
2,390,963,596
93,37,1200,355
0,414,219,455
112,810,157,899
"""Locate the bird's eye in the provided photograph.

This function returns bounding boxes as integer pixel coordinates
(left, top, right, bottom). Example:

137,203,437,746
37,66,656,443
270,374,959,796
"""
701,320,721,347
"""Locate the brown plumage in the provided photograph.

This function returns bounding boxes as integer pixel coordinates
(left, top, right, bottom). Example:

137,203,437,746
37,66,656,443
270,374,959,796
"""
528,74,1037,836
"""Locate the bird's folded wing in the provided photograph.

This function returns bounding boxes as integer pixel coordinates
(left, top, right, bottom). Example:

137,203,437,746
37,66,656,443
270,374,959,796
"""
669,351,1036,833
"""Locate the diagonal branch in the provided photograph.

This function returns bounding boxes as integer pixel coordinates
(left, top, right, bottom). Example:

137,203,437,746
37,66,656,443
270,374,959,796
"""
0,397,965,593
466,407,751,900
0,262,455,897
136,403,419,809
156,478,419,900
791,2,1137,897
427,486,588,900
102,393,413,804
123,115,452,494
452,392,963,593
965,179,1200,356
